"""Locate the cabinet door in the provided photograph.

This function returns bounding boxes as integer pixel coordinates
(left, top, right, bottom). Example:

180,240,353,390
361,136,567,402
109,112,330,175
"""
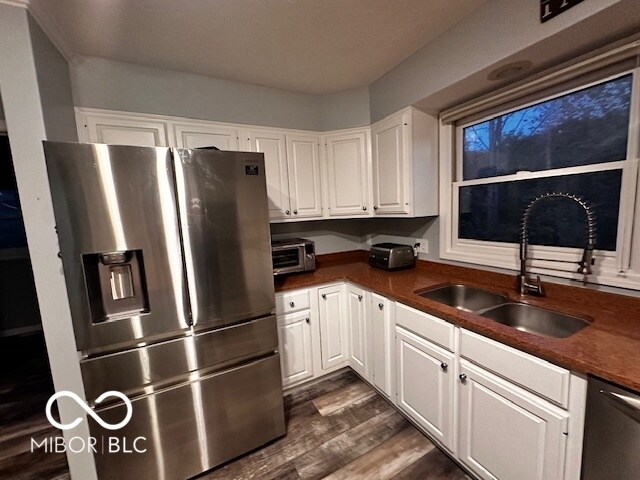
458,360,568,480
84,114,168,146
174,123,239,150
277,311,314,388
346,285,369,380
371,112,408,215
396,327,454,450
371,293,394,398
286,134,323,218
318,285,349,370
247,130,291,220
325,132,369,216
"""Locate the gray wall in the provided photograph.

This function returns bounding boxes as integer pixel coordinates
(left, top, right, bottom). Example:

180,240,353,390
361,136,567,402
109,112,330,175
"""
369,0,631,120
319,86,370,131
70,56,326,130
28,15,77,142
271,219,364,255
0,5,96,477
70,56,372,132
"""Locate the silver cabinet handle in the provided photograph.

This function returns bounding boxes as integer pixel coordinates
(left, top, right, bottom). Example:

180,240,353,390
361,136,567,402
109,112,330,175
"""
285,210,290,215
306,317,310,324
441,362,448,371
293,210,298,215
600,389,640,422
373,206,378,211
362,206,367,211
378,303,384,309
358,294,363,301
459,374,467,382
289,301,295,308
321,294,326,299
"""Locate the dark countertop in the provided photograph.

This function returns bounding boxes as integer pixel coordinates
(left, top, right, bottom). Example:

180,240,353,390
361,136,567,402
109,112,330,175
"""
274,251,640,392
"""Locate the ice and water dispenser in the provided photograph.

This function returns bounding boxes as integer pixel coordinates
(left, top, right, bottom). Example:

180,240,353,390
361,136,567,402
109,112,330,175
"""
82,249,150,323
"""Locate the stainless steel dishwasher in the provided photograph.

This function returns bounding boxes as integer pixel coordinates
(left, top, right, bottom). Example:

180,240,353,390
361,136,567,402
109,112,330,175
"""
582,377,640,479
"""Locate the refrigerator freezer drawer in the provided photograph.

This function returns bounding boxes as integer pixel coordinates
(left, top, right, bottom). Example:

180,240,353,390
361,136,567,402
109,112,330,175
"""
90,354,286,480
81,315,278,402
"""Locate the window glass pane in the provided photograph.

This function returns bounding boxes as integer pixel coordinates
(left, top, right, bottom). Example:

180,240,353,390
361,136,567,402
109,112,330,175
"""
463,74,632,180
458,170,622,251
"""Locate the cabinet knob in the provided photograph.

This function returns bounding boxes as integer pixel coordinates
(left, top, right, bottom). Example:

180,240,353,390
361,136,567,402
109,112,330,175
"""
289,301,295,308
285,210,290,215
293,210,298,215
362,206,367,211
459,374,467,382
322,294,327,299
306,317,310,324
378,303,384,309
373,206,378,211
358,294,363,301
440,362,448,371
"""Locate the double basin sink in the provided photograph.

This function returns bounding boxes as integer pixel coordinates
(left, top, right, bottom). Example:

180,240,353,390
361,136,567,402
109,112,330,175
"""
418,284,589,338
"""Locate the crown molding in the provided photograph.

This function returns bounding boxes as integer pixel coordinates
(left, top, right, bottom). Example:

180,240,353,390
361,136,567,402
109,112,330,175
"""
1,0,75,62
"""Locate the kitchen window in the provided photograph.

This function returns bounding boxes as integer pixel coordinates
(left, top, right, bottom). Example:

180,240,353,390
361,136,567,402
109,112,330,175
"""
439,45,640,290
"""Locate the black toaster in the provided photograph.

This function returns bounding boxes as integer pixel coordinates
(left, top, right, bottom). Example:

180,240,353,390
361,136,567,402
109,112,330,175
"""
368,243,416,270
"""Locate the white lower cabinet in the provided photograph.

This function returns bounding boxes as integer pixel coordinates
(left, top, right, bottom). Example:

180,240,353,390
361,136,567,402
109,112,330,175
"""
396,326,455,450
346,284,370,380
458,359,569,480
317,285,349,370
371,293,394,399
277,310,314,388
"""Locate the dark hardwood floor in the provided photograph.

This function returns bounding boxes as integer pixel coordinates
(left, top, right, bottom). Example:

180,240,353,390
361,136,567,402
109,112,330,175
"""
202,370,469,480
0,342,468,480
0,333,69,480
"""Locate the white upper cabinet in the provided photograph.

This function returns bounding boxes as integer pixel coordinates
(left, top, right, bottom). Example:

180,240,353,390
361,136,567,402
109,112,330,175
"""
371,107,439,217
286,134,323,218
324,130,370,216
246,130,291,220
81,113,169,147
173,123,240,150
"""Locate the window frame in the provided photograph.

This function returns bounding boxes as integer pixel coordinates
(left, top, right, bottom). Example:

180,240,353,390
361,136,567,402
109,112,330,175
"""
439,67,640,290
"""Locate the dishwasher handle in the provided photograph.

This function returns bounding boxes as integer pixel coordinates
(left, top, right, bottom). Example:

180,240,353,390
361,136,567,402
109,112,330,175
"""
600,389,640,423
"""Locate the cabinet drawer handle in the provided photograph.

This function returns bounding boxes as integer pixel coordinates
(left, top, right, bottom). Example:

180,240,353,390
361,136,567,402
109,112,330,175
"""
362,206,367,211
459,374,467,382
285,210,290,215
322,294,327,299
293,210,298,215
305,317,310,324
373,206,378,211
440,362,448,371
378,303,384,309
358,295,363,301
289,301,295,308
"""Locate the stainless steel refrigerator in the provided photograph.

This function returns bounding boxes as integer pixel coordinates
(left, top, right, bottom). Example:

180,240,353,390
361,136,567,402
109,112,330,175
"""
43,142,285,480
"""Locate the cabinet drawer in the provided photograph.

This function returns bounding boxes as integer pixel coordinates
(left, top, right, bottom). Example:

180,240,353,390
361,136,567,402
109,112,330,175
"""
395,303,455,352
276,290,310,315
459,329,570,408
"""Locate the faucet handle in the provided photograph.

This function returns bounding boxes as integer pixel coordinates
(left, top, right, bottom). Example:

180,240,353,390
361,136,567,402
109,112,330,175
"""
534,275,545,296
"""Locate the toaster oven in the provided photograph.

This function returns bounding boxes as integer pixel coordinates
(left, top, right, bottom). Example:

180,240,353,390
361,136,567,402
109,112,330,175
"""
271,238,316,275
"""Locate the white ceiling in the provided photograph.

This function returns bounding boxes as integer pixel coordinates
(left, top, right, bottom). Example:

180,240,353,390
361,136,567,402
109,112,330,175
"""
29,0,488,94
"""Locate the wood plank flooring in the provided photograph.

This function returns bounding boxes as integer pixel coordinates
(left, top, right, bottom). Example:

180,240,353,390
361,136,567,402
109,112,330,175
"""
202,370,469,480
0,333,70,480
0,337,469,480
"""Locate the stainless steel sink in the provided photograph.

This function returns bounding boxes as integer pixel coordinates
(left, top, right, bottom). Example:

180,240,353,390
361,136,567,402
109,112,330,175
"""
479,303,589,338
418,284,508,313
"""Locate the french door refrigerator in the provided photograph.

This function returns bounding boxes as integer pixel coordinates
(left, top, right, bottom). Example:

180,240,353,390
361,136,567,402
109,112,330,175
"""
43,142,285,480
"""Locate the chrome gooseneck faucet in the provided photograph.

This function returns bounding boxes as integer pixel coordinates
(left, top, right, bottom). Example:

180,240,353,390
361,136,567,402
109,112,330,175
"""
519,192,597,296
